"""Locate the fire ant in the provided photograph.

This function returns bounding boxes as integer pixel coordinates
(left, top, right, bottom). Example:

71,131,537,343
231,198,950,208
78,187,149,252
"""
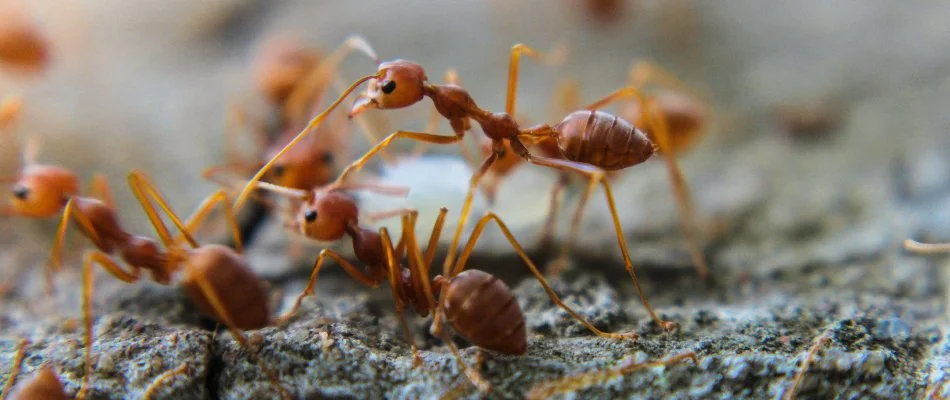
46,170,291,398
0,3,50,74
1,339,189,399
536,60,711,276
235,41,698,329
253,178,646,393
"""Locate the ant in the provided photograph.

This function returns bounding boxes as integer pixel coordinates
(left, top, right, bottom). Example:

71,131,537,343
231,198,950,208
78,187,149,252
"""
783,332,832,400
235,40,698,329
46,170,291,399
525,351,697,399
0,3,49,74
535,61,710,276
1,339,189,400
253,178,646,393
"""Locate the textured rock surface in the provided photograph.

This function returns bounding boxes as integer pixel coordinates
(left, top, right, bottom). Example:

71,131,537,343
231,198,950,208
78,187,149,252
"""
2,1,950,399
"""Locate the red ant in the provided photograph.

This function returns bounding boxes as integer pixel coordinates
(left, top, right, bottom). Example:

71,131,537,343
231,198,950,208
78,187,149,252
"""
252,178,644,392
235,41,698,330
45,170,291,398
532,61,711,276
0,3,49,74
1,339,189,400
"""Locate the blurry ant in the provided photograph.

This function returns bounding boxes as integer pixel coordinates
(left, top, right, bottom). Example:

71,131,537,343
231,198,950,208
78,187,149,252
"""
525,351,697,399
255,179,647,393
47,170,291,398
1,339,189,399
235,41,699,328
0,3,50,74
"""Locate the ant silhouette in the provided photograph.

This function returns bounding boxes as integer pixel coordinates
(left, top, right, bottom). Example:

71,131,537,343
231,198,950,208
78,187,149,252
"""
235,40,694,330
1,339,189,400
253,177,651,393
46,170,291,398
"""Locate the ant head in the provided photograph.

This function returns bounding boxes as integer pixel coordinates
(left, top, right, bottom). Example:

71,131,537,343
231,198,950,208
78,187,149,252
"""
7,165,78,218
263,137,337,191
295,190,359,242
349,60,427,117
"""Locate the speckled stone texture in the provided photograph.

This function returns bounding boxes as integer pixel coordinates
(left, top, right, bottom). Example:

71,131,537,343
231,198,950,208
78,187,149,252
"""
2,1,950,399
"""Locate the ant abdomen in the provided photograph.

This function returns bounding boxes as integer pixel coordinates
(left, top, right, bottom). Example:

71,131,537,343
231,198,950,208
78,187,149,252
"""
439,269,527,355
553,110,654,171
182,245,271,330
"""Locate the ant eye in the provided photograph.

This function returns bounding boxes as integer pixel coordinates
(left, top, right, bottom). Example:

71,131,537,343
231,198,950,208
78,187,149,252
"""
303,209,318,222
273,164,286,177
320,151,334,165
381,80,397,94
12,186,28,200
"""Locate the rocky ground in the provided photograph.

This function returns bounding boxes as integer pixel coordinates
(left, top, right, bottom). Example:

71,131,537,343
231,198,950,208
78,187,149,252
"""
2,1,950,399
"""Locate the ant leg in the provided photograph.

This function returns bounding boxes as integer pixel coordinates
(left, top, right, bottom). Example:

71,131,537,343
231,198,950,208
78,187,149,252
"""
127,170,202,249
0,339,28,400
283,35,379,124
628,60,696,95
48,198,108,271
505,43,567,116
0,95,22,129
188,269,291,399
905,239,950,254
236,74,376,210
643,99,708,278
512,142,675,331
784,334,832,400
401,211,438,309
140,363,189,400
441,152,499,278
175,190,244,253
78,252,143,400
526,351,697,400
329,75,396,165
332,130,465,187
379,227,422,366
87,173,114,209
276,248,380,325
435,319,492,393
447,211,637,340
537,174,569,256
422,207,449,270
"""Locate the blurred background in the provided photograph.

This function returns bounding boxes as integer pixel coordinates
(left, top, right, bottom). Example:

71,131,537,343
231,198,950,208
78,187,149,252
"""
2,0,950,396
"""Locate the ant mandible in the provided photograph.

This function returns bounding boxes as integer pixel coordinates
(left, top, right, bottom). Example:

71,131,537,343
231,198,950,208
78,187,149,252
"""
1,339,190,400
234,41,694,329
46,170,291,399
251,177,651,392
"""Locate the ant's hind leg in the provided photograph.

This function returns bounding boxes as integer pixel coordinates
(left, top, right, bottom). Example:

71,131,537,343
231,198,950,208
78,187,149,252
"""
526,351,697,400
140,363,189,400
905,239,950,254
0,339,29,399
448,211,639,341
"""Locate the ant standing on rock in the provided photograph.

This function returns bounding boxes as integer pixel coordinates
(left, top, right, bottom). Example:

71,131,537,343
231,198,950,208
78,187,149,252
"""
248,176,653,393
235,40,696,331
